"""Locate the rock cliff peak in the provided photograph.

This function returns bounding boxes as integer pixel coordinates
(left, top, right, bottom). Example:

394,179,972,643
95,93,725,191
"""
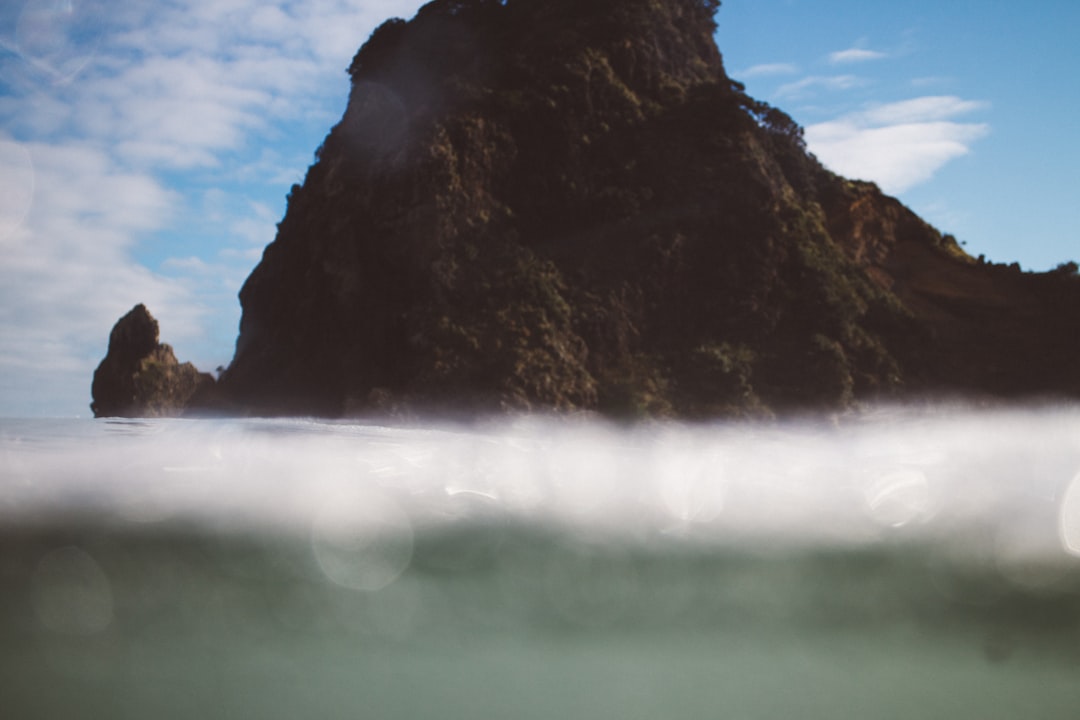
136,0,1080,418
91,305,215,418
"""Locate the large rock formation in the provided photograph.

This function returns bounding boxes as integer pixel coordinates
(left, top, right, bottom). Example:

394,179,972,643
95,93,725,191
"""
91,304,215,418
213,0,1080,418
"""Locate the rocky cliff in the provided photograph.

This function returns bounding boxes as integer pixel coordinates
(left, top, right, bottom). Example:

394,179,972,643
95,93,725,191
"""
91,304,215,418
212,0,1080,418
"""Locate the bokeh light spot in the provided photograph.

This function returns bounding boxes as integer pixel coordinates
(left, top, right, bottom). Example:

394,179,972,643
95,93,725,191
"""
1058,469,1080,557
311,489,414,592
865,468,932,528
0,140,34,244
15,0,105,85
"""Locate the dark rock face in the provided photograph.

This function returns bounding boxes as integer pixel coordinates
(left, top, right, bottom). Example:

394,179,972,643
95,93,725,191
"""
91,305,215,418
217,0,1080,418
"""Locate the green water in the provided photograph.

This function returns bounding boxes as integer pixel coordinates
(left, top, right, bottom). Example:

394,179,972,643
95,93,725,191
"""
2,523,1079,719
3,413,1080,718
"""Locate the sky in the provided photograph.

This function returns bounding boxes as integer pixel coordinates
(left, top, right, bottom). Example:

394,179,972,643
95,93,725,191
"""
0,0,1077,417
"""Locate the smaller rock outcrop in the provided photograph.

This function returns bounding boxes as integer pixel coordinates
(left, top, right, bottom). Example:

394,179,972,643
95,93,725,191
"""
90,304,214,418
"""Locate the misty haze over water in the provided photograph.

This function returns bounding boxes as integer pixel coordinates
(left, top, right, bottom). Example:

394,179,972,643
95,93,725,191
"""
2,406,1080,718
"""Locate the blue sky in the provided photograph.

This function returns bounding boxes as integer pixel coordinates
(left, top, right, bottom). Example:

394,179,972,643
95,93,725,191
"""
1,0,1077,417
718,0,1080,268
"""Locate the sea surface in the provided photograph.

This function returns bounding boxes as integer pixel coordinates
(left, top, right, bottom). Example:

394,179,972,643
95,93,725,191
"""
2,407,1080,718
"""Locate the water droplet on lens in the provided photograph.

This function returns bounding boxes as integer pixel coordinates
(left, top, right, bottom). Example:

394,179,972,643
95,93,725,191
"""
1059,470,1080,557
15,0,104,85
311,489,414,592
865,468,932,528
0,140,34,244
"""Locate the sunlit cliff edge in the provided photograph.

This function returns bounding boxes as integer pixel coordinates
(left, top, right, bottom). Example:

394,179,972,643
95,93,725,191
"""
92,0,1080,419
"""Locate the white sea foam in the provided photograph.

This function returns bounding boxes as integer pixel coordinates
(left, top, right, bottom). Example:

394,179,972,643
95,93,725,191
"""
2,406,1079,562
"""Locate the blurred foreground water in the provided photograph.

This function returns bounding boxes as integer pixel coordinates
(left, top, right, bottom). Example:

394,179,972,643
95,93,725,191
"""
2,407,1080,718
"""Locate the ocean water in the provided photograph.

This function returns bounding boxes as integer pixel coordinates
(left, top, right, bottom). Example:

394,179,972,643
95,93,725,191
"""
2,408,1080,718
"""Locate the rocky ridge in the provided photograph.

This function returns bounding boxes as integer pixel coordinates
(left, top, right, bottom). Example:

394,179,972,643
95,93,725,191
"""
95,0,1080,419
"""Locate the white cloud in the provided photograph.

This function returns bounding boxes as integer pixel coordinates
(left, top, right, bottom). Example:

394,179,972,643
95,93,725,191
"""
805,96,989,194
229,201,280,247
4,0,428,167
0,137,197,415
0,0,427,415
829,48,887,65
162,256,215,273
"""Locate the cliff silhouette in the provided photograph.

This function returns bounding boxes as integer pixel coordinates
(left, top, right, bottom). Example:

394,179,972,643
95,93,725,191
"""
107,0,1080,419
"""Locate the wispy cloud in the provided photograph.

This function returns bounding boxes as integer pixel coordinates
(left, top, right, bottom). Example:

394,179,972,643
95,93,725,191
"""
0,0,426,415
911,76,952,89
828,47,887,65
774,74,866,100
858,96,987,125
805,96,989,195
738,62,799,79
